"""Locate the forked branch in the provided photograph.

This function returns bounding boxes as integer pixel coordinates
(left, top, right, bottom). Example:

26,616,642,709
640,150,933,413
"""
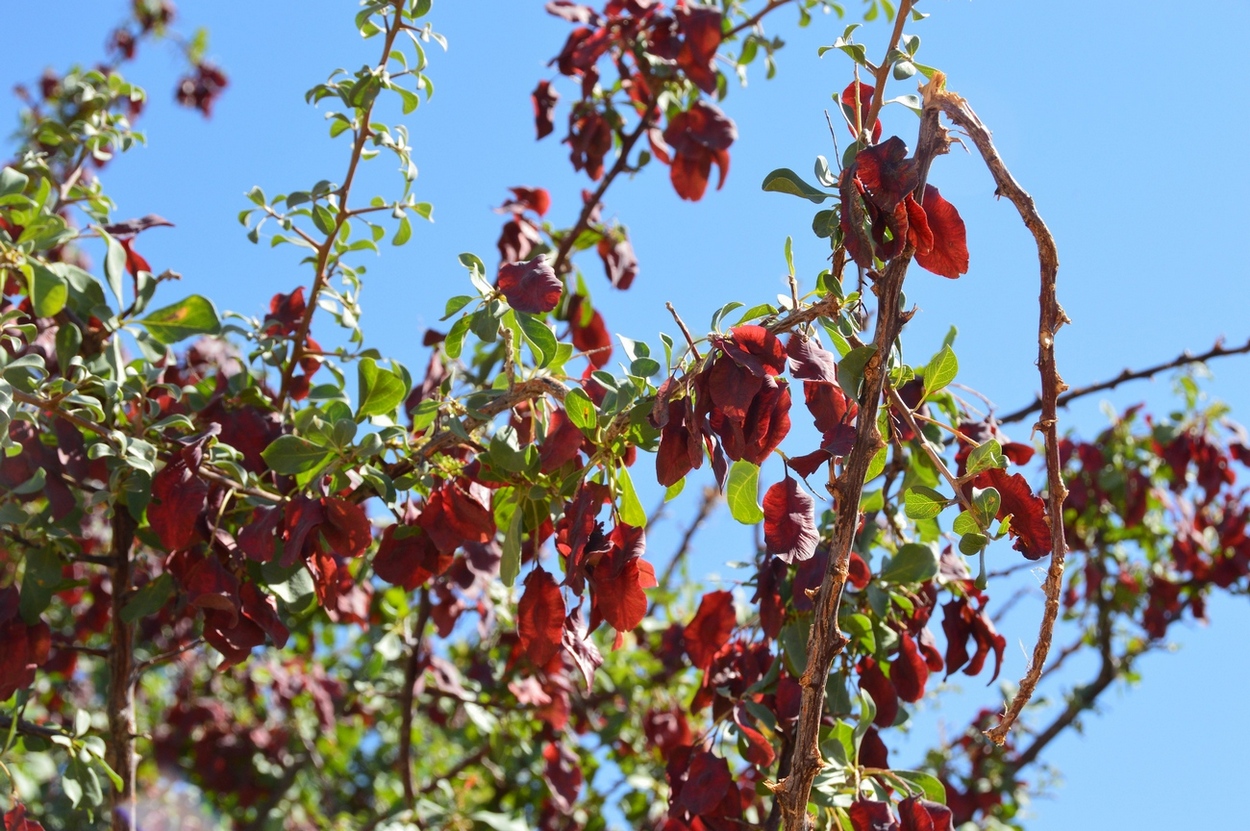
922,72,1068,745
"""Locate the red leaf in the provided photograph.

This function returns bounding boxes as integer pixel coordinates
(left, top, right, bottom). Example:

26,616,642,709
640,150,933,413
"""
283,496,327,566
237,505,282,563
977,467,1052,559
890,631,929,703
673,750,733,815
597,233,638,290
508,186,551,216
4,804,47,831
705,354,765,422
763,477,818,564
373,525,445,591
239,582,289,649
840,81,882,143
859,725,889,770
732,704,776,767
518,567,566,666
266,287,306,335
118,237,150,276
720,325,787,377
913,185,969,279
587,524,655,635
568,108,613,180
0,587,51,702
899,797,954,831
849,800,899,831
857,656,899,728
539,407,585,473
497,216,541,264
683,590,736,670
148,447,208,552
202,608,265,669
656,397,703,487
532,80,559,139
498,255,563,313
854,136,918,212
848,552,872,590
320,497,371,558
675,6,722,93
568,294,612,366
561,607,604,688
786,333,840,382
663,101,736,201
173,551,240,622
542,740,583,813
788,448,832,479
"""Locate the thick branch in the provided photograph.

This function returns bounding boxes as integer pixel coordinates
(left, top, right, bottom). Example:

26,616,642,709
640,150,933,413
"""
107,508,138,831
398,587,433,808
998,336,1250,425
775,72,943,831
922,73,1069,746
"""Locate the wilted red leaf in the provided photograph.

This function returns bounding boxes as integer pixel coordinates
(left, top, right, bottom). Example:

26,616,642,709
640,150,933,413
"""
840,81,882,143
202,607,265,669
497,216,541,264
976,467,1052,559
913,185,969,279
683,590,736,670
562,607,604,689
941,597,1006,682
597,233,638,290
899,796,954,831
890,631,929,703
518,567,566,666
786,333,840,383
532,80,559,139
239,582,289,649
373,524,448,590
763,477,818,563
720,325,787,377
498,255,563,313
663,101,736,201
568,107,613,180
587,524,655,636
732,704,776,767
673,750,734,815
539,407,586,473
542,740,583,813
857,656,899,728
3,803,47,831
656,397,703,487
854,137,918,212
171,551,240,622
644,706,693,754
849,799,898,831
148,446,208,552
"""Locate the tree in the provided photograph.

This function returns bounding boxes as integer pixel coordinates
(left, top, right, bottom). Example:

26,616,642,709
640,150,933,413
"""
2,1,1248,830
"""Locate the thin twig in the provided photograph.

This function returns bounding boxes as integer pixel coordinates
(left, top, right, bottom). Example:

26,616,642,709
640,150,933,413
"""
132,638,204,679
922,72,1069,746
861,0,912,138
276,3,405,407
665,302,702,361
728,0,794,38
999,336,1250,425
648,487,720,616
886,386,973,515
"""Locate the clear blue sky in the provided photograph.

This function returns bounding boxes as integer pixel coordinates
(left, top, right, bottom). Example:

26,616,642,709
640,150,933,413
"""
5,2,1249,828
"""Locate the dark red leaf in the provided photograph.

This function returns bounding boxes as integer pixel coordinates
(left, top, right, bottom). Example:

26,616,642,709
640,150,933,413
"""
539,407,585,473
561,607,604,688
857,657,898,728
977,467,1052,559
683,590,736,670
4,803,47,831
169,550,240,622
202,607,265,669
508,186,551,217
373,523,448,590
587,524,655,636
568,294,612,367
848,552,872,590
732,704,776,767
786,333,840,383
849,800,898,831
656,397,703,487
788,448,832,479
532,80,560,139
320,498,371,558
840,81,882,143
283,496,327,566
239,582,289,649
673,750,733,815
148,447,208,552
597,233,638,290
859,725,889,770
675,6,722,93
898,797,954,831
854,137,918,212
890,631,929,703
763,477,818,564
518,567,566,666
568,107,613,179
542,740,583,813
498,255,563,313
913,185,969,279
237,505,282,563
0,587,51,702
663,101,736,201
497,216,541,264
720,325,787,377
644,706,692,753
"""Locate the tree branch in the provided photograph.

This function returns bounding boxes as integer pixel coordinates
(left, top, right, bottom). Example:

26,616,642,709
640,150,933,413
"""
107,508,138,831
921,72,1069,746
998,336,1250,425
398,587,433,809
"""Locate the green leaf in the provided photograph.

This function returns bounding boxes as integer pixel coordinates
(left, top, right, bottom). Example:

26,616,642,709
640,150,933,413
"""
971,486,1001,529
959,532,989,556
726,460,765,524
516,312,557,368
101,229,127,308
121,573,174,623
877,543,939,584
923,345,958,397
500,506,523,588
952,510,979,535
261,435,333,475
442,295,473,320
964,439,1007,476
840,612,876,652
392,214,412,245
138,295,221,344
410,398,439,432
761,168,832,204
27,263,68,318
617,465,647,527
893,770,946,803
357,357,408,419
0,166,28,197
19,547,61,623
444,314,471,359
664,478,685,502
564,387,597,433
837,345,877,396
903,486,948,520
864,444,887,482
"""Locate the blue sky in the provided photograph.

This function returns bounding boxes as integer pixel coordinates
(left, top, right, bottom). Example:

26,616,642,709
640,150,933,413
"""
4,2,1249,828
